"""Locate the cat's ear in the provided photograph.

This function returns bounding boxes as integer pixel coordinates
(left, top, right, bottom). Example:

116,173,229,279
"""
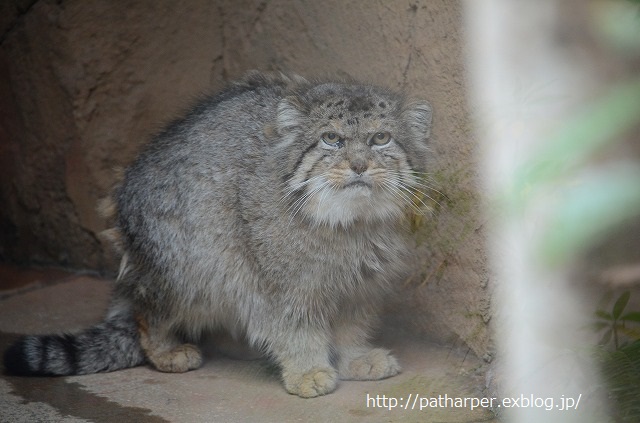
276,97,306,135
402,101,433,140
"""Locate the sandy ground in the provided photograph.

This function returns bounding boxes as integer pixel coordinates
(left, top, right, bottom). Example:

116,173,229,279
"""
0,264,497,423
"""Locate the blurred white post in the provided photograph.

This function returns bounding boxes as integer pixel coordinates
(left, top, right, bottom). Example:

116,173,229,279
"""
465,1,608,422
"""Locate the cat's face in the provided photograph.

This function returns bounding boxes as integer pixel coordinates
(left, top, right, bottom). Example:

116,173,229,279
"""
275,83,432,227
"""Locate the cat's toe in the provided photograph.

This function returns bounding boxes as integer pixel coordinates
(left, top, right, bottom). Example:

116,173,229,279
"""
283,367,338,398
151,344,203,373
339,348,401,380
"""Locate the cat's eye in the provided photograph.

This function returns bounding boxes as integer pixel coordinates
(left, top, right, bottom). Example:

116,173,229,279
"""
370,132,391,146
321,132,343,146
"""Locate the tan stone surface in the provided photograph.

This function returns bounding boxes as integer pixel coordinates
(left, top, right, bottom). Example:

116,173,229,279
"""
0,270,497,422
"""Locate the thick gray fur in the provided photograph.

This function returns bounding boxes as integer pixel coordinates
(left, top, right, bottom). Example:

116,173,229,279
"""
4,71,433,397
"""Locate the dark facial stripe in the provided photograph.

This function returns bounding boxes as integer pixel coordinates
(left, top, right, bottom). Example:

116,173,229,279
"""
281,149,328,213
390,139,416,171
282,140,321,185
302,152,330,184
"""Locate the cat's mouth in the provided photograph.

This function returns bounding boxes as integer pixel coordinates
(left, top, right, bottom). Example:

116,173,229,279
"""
343,179,372,189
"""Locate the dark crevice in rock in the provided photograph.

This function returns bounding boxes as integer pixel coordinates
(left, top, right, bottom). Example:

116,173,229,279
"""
0,0,40,45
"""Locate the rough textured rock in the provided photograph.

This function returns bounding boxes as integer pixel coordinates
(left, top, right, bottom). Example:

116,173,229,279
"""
0,0,491,358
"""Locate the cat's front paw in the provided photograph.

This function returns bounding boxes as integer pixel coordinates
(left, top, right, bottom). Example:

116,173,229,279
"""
339,348,401,380
282,367,338,398
150,344,203,373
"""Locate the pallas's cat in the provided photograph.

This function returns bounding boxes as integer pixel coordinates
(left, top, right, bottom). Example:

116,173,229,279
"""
4,72,433,397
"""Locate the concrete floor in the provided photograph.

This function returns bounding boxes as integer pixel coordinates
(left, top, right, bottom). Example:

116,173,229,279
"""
0,264,497,423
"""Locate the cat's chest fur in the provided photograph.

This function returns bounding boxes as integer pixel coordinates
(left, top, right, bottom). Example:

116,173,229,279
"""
251,216,408,289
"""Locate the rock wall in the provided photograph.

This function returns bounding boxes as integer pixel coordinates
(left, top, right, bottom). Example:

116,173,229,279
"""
0,0,491,357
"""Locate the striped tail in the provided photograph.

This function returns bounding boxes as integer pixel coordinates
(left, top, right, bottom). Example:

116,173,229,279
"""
3,310,145,376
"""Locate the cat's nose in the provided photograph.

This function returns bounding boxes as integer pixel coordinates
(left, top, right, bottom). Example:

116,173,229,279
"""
350,160,368,175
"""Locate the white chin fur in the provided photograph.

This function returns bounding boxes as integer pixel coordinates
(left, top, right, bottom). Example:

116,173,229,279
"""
304,186,403,227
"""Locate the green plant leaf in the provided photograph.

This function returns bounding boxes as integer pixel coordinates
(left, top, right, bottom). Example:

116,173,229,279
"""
599,328,613,345
613,291,632,319
622,312,640,322
598,291,615,310
596,309,614,320
595,339,640,422
619,326,640,340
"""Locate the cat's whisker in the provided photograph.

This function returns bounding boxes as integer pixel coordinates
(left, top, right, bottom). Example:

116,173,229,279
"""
312,184,338,228
285,184,322,217
286,179,332,225
379,180,408,208
390,170,448,199
386,173,443,209
398,186,435,216
401,185,440,210
282,173,327,193
403,180,447,202
316,181,334,208
383,177,434,216
379,180,424,215
279,174,329,205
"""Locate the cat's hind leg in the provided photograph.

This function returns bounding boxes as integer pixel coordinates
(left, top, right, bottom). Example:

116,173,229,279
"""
136,315,202,373
334,317,401,381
